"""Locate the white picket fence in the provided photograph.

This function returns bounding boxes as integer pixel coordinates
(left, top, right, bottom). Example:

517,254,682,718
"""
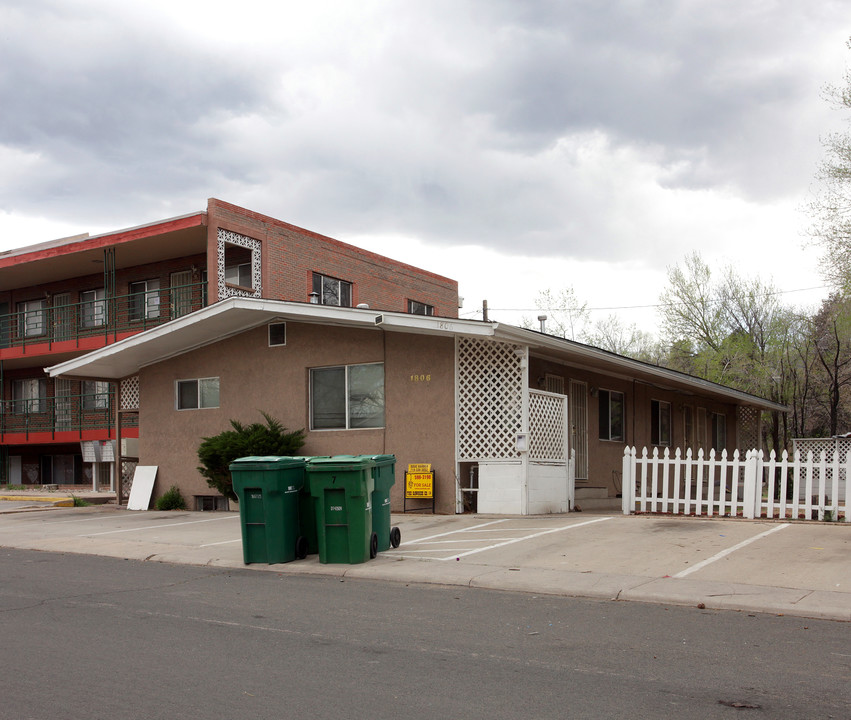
622,446,850,522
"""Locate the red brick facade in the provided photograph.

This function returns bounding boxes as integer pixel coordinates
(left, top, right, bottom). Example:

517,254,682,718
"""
206,199,458,316
0,199,459,487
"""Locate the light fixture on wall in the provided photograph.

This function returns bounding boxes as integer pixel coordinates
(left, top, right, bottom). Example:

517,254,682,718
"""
589,386,598,397
309,291,320,304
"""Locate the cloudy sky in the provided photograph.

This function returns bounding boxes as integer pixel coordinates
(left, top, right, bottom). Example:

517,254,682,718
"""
1,0,849,332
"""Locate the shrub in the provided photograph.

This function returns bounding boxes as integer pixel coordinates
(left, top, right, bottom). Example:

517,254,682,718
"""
156,485,187,511
196,412,306,502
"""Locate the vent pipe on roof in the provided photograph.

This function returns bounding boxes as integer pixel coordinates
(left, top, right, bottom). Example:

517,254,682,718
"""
538,314,547,333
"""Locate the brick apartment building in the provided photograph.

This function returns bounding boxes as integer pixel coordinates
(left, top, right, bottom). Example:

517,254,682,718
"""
0,199,458,497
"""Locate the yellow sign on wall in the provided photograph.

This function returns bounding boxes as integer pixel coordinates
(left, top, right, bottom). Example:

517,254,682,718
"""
405,471,434,499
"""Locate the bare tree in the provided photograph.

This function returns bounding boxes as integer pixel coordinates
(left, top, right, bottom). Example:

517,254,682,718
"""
582,313,663,361
808,38,851,289
810,293,851,435
521,287,591,340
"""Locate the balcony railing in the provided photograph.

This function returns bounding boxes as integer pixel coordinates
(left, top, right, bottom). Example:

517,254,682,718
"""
2,280,208,352
0,390,138,440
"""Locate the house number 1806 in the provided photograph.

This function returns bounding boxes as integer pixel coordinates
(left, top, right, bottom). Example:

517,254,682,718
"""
410,374,431,382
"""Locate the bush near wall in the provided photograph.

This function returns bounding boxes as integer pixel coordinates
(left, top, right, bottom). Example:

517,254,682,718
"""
197,412,306,501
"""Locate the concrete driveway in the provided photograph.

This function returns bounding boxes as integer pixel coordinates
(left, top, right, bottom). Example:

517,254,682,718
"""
0,505,848,621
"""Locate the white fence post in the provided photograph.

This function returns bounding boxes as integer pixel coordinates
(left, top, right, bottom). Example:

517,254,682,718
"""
622,446,634,515
743,450,757,519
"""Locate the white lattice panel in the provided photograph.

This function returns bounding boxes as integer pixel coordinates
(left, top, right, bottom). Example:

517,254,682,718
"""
120,460,137,500
737,406,761,451
793,437,851,486
121,376,140,411
529,391,566,461
217,228,262,299
457,337,523,460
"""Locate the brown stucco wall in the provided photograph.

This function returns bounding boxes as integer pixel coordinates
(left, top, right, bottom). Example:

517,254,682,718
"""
138,322,456,512
529,356,739,498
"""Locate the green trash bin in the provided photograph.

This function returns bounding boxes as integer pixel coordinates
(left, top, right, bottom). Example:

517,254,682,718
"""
230,456,308,565
307,456,377,564
368,454,401,552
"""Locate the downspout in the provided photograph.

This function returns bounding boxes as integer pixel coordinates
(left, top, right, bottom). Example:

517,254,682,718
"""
381,327,387,455
632,378,637,446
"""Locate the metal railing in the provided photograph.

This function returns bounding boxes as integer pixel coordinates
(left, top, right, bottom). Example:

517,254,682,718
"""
2,280,207,352
1,390,137,440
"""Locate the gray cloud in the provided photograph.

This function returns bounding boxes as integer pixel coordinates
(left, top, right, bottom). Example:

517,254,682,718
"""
0,0,847,266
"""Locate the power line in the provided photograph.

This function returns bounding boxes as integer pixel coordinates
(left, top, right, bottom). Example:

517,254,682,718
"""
459,284,830,317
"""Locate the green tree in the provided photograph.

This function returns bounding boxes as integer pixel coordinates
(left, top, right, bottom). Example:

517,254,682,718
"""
197,412,306,501
657,253,800,452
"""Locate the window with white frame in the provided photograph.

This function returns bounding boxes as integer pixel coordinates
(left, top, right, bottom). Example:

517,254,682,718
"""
312,272,352,307
712,412,727,450
80,288,106,328
82,380,111,410
598,389,624,441
651,399,672,446
310,363,384,429
129,280,160,321
268,322,286,347
18,299,45,338
407,300,434,316
225,262,252,289
176,378,220,410
12,378,47,414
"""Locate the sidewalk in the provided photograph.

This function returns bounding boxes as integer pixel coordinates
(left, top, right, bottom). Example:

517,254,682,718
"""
0,503,848,622
0,488,114,511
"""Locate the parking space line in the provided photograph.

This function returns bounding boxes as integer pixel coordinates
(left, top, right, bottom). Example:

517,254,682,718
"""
81,515,238,537
417,538,517,545
402,519,508,544
387,548,475,554
436,516,613,560
199,539,241,548
673,523,790,578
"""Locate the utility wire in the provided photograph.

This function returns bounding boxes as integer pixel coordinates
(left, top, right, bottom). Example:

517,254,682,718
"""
459,285,830,317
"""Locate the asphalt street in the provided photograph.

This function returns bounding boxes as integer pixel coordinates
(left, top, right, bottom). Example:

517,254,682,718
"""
1,548,848,720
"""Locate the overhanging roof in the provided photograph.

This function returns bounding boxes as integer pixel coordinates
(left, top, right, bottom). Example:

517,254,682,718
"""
46,297,787,412
45,298,492,380
0,212,207,291
492,325,787,412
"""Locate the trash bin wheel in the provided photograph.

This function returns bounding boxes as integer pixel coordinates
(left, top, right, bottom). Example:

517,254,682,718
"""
390,526,401,548
295,536,308,560
369,532,378,559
